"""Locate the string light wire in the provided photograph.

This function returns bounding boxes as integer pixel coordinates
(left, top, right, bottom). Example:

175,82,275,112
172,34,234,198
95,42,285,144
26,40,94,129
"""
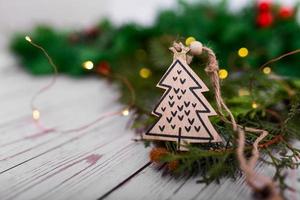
110,74,136,108
25,36,133,133
26,36,58,116
259,49,300,71
259,49,300,97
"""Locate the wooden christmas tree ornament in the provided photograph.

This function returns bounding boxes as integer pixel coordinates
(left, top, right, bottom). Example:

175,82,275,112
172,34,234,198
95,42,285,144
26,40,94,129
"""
144,43,222,150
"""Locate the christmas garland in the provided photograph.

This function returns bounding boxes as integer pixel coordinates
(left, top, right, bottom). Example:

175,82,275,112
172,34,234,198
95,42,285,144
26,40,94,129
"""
10,1,300,198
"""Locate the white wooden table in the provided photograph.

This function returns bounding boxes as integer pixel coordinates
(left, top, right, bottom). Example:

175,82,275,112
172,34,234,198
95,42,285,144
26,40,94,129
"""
0,50,298,200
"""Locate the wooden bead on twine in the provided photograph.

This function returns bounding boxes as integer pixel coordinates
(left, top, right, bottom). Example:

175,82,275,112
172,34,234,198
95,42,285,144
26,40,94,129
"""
189,41,203,55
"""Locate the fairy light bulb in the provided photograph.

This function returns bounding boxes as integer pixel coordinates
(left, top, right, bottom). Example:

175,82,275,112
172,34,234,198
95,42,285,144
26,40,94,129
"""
218,69,228,79
263,66,271,75
139,68,151,79
238,47,249,57
25,36,32,42
252,102,258,109
185,36,196,46
32,109,40,120
122,108,130,116
82,61,94,70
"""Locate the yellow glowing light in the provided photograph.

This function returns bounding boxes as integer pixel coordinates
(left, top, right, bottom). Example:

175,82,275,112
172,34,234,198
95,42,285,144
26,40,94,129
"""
252,102,259,109
25,36,32,42
263,67,271,75
82,61,94,70
32,109,40,120
122,108,130,116
238,88,250,96
218,69,228,80
139,68,151,79
185,36,196,46
238,47,249,58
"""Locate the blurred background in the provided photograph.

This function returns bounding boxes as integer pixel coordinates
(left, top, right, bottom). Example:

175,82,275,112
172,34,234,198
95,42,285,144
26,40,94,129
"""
0,2,300,199
0,0,298,50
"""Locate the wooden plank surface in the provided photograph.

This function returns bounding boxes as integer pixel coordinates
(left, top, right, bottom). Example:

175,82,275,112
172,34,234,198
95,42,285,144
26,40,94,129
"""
0,51,299,200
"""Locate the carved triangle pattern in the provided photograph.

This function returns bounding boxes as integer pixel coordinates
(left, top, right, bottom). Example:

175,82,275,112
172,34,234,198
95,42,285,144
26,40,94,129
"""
144,51,222,149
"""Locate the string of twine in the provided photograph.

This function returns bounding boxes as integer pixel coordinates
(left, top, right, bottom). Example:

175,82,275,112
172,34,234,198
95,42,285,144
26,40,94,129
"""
172,41,282,200
203,45,283,200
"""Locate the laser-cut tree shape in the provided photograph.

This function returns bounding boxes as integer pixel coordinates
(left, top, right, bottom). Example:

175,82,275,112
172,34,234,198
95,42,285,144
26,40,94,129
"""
144,44,222,150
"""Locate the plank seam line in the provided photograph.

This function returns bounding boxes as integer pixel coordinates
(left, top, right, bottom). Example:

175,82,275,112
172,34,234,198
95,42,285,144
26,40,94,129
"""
97,161,152,200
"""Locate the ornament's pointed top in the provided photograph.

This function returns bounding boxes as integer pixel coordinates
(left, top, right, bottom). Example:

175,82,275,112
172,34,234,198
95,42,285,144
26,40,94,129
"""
169,42,190,53
169,42,190,62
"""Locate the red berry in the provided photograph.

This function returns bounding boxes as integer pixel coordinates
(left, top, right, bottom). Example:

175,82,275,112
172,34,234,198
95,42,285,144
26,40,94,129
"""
258,1,271,12
84,27,100,38
279,7,293,19
96,61,111,76
257,12,274,28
